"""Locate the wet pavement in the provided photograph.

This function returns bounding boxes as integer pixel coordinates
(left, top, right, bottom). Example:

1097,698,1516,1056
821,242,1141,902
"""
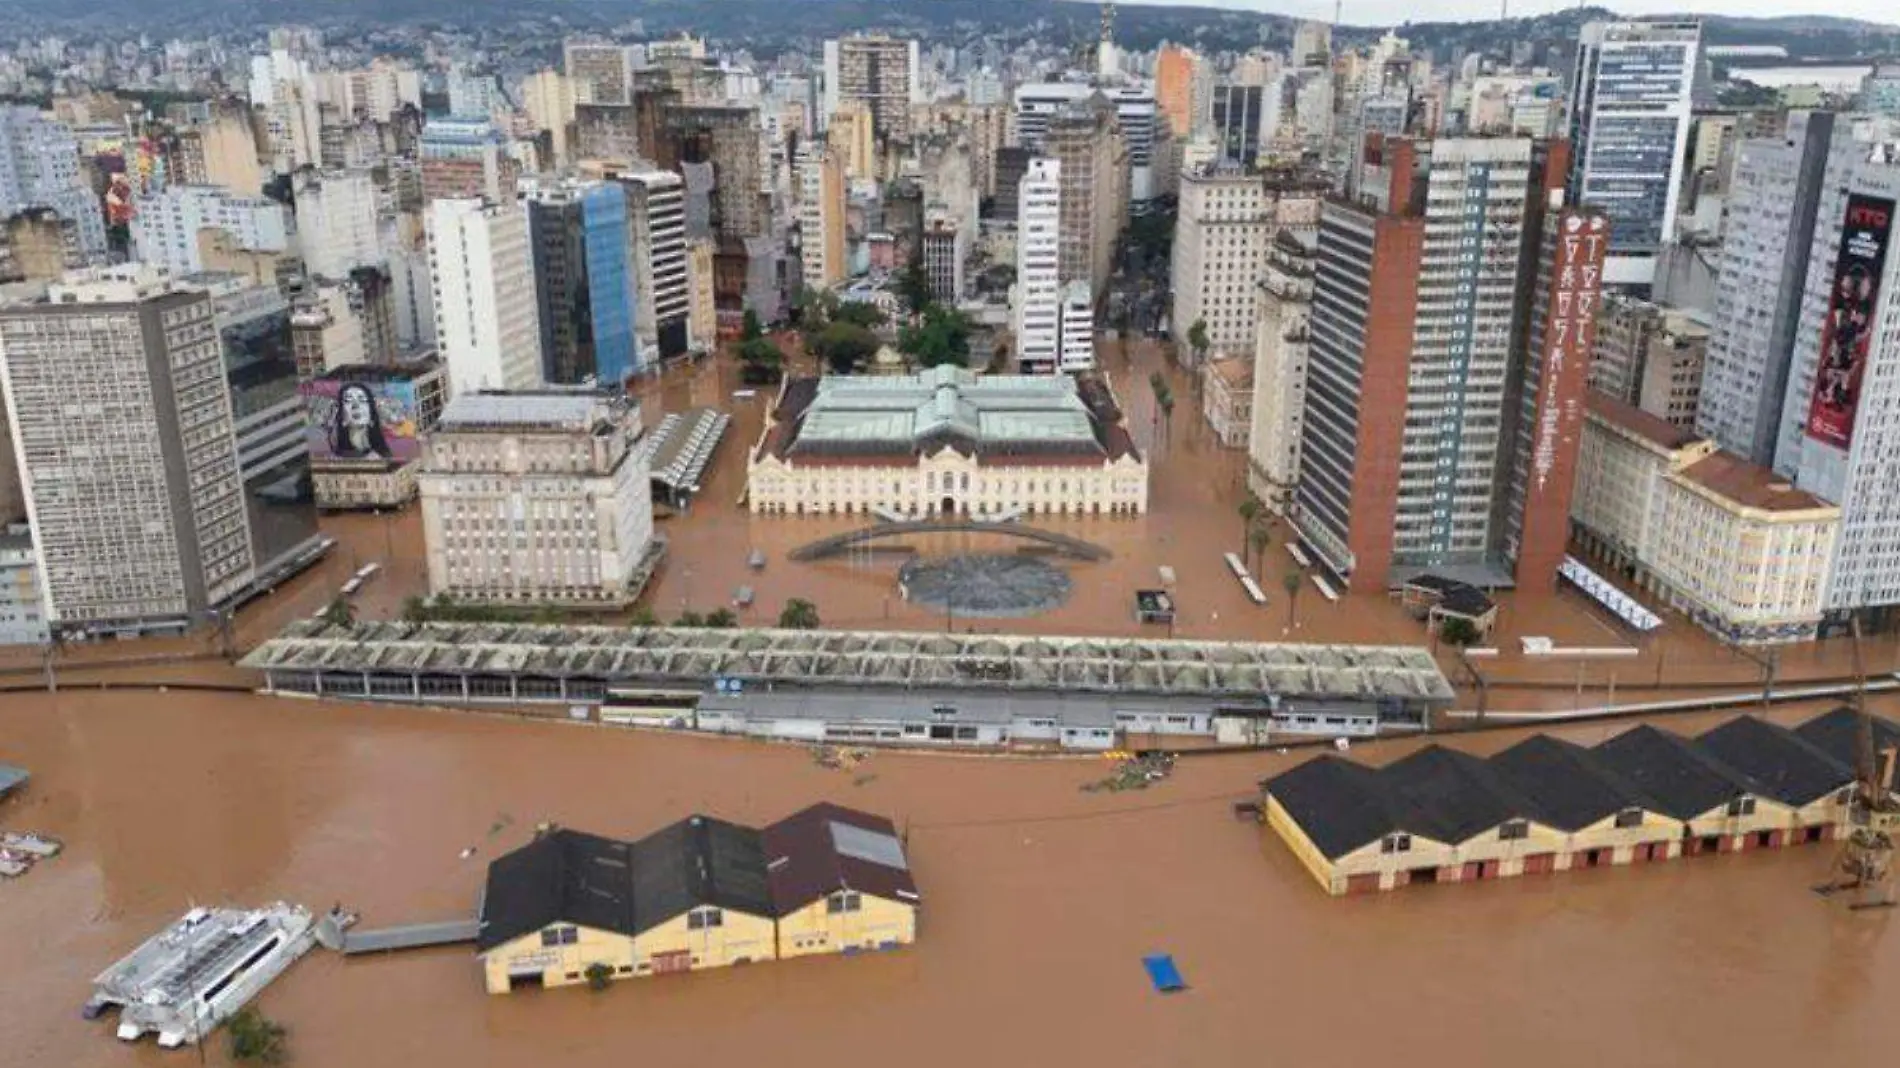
2,689,1898,1068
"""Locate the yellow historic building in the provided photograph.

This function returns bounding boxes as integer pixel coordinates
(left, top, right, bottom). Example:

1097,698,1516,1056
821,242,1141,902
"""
747,366,1148,519
477,804,918,993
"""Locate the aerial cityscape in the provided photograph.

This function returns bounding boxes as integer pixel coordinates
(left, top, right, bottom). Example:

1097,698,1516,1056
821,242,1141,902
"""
4,0,1900,1064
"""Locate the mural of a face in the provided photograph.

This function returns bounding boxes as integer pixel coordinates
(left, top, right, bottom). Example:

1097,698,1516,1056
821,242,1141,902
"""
331,383,390,460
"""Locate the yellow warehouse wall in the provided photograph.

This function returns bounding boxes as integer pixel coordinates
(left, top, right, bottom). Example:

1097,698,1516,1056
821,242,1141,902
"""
482,923,634,995
631,908,777,973
776,894,916,959
1264,795,1343,895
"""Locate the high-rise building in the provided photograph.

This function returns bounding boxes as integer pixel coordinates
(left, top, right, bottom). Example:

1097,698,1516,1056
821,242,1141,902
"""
419,390,656,607
1014,158,1062,372
1696,111,1836,466
293,168,382,280
1057,280,1095,373
796,143,846,292
1046,98,1128,297
343,60,422,123
826,102,877,181
1565,19,1702,287
614,167,691,363
0,268,257,637
1155,45,1200,138
520,70,577,167
1294,137,1588,591
1012,84,1155,208
1592,292,1707,429
426,198,543,395
0,106,107,260
1171,164,1326,358
922,217,965,304
1773,146,1900,625
686,235,716,351
175,104,264,194
0,522,47,645
664,104,768,242
520,177,638,388
419,117,519,203
1210,84,1265,168
446,64,503,119
1247,231,1314,513
1292,22,1333,66
1860,64,1900,117
564,38,635,106
823,35,920,143
130,185,291,275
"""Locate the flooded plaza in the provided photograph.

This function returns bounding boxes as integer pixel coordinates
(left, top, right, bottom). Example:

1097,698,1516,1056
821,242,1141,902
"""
4,688,1900,1068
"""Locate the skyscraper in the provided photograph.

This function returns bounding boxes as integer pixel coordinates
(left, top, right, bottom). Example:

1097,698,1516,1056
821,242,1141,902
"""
823,34,920,143
1171,164,1325,358
0,268,257,637
615,167,691,363
1045,98,1128,297
292,168,383,280
419,116,520,203
1210,84,1265,168
796,142,846,292
129,185,292,275
564,38,635,105
521,177,638,388
1247,231,1313,513
1014,158,1062,372
1564,19,1702,287
427,198,543,395
0,106,108,260
1155,45,1200,138
1696,111,1835,466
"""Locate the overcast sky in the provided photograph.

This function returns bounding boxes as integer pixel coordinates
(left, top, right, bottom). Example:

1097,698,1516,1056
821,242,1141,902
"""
1096,0,1896,29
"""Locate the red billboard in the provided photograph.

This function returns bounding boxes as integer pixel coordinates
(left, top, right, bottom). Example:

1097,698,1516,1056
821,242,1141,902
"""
1806,194,1894,450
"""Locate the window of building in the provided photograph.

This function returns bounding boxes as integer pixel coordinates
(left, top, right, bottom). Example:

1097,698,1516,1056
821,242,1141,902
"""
541,925,579,946
1727,796,1756,818
1381,833,1411,854
1614,808,1644,829
687,907,724,930
827,891,863,914
1499,819,1529,841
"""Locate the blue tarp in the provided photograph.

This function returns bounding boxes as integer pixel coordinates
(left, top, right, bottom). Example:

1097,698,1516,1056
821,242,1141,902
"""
1142,953,1185,993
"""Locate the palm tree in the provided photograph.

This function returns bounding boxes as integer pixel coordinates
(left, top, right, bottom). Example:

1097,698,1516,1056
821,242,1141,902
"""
321,596,355,628
1237,497,1260,558
1249,526,1272,576
1187,317,1210,368
1282,570,1305,631
779,598,821,629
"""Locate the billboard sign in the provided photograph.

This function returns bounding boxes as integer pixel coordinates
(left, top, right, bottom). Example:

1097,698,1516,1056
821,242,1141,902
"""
1806,194,1894,450
300,377,423,466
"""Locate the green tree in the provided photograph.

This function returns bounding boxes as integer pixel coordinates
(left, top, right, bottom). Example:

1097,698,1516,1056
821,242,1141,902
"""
1250,525,1272,576
779,598,821,629
741,308,764,341
1282,570,1305,630
1148,371,1173,440
896,259,933,314
704,608,739,628
898,303,974,369
811,321,880,374
1237,496,1261,557
676,609,706,628
1187,317,1210,366
321,596,355,628
226,1007,288,1065
585,961,615,991
831,300,888,329
629,604,658,628
400,595,428,624
737,336,784,385
1440,617,1481,647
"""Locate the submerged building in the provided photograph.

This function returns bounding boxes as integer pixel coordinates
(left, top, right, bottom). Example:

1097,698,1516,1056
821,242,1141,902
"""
747,365,1148,518
476,803,919,993
1262,710,1858,896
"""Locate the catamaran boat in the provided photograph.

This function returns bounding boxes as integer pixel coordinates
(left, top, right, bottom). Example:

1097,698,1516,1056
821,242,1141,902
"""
85,903,318,1049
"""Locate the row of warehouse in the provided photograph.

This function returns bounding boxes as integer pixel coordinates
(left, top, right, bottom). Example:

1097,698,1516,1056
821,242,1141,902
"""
1263,708,1891,896
477,803,918,994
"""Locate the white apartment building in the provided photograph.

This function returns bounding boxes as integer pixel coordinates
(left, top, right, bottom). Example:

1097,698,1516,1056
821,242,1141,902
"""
426,198,542,396
1247,231,1313,512
619,168,690,362
921,217,965,304
0,267,256,637
343,61,422,123
823,35,920,141
1573,394,1836,644
0,106,107,259
419,391,655,606
1774,141,1900,623
293,168,383,280
1171,164,1325,358
1057,280,1095,373
0,522,47,646
1014,158,1062,372
130,185,291,275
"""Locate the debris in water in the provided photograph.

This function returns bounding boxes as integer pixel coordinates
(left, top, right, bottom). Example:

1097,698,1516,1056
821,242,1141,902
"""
1082,751,1176,792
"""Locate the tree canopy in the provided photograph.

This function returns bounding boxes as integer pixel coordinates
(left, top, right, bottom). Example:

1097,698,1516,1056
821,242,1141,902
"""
897,303,974,369
811,321,880,374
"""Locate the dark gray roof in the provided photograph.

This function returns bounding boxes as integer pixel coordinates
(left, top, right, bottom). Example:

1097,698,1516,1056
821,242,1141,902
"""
1697,716,1851,807
762,802,919,913
476,829,636,951
1595,725,1752,820
626,815,773,933
1794,707,1900,776
1263,755,1399,861
1487,735,1658,831
1379,746,1539,844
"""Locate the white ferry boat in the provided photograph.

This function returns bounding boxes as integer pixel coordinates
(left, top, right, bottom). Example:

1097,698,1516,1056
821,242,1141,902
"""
85,903,318,1049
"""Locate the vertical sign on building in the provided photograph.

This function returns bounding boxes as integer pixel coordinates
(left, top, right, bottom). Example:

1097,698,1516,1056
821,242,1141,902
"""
1517,208,1608,590
1806,194,1894,450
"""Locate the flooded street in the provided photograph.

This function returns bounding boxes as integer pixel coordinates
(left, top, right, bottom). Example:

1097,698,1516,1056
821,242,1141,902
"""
4,689,1899,1067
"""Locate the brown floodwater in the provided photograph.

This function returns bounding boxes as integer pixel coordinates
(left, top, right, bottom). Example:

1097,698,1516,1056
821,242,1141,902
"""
4,688,1899,1068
